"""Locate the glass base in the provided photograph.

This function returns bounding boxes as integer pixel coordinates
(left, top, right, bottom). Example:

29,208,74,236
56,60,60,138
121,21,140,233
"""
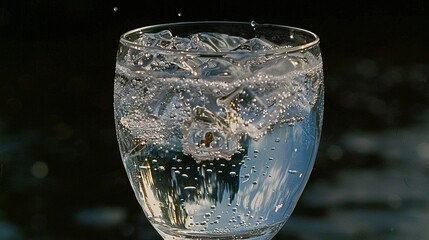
154,222,284,240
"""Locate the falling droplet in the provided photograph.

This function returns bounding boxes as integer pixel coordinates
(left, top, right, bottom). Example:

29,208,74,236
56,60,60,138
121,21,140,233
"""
250,20,258,28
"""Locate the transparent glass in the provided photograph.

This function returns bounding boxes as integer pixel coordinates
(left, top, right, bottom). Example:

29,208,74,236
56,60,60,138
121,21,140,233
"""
114,21,324,240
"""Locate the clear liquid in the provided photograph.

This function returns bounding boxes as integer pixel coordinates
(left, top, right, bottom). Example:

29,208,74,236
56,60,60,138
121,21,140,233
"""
114,36,323,238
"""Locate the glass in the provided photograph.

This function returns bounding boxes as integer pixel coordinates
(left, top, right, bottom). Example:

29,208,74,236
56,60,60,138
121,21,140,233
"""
114,21,323,240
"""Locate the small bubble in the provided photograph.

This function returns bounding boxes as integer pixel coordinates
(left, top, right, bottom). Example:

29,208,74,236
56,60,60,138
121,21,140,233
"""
211,205,216,209
113,6,118,12
294,148,298,152
250,20,258,28
271,147,275,150
177,12,182,17
275,138,280,142
288,170,298,174
253,150,259,153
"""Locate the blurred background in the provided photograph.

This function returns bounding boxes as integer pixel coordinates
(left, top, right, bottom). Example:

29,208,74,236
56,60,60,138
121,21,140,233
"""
1,0,428,239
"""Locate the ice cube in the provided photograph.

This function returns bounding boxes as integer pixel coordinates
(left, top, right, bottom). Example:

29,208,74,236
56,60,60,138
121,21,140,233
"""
178,33,247,52
182,106,241,162
136,30,174,48
236,38,278,51
216,83,280,139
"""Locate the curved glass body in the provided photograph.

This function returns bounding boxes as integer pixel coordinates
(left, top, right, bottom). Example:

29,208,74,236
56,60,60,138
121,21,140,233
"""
114,21,324,240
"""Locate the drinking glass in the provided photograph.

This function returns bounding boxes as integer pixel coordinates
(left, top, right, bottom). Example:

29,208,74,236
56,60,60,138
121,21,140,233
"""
114,21,323,240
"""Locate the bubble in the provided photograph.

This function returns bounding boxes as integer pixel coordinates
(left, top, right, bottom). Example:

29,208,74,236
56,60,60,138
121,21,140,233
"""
113,6,118,11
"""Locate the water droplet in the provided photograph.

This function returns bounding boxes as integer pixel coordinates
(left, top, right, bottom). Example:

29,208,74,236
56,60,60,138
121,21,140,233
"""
294,148,298,152
177,12,182,17
271,147,275,150
205,213,211,218
250,20,258,28
113,6,118,12
275,138,280,142
184,186,196,190
288,169,298,174
254,150,259,153
252,181,257,185
211,205,216,209
152,159,158,163
229,171,237,177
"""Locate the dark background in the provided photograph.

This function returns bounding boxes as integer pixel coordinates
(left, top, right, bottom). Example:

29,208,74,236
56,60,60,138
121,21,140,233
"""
1,1,429,239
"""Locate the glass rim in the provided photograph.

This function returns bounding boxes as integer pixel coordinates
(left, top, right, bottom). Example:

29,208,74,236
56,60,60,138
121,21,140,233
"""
119,21,320,55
